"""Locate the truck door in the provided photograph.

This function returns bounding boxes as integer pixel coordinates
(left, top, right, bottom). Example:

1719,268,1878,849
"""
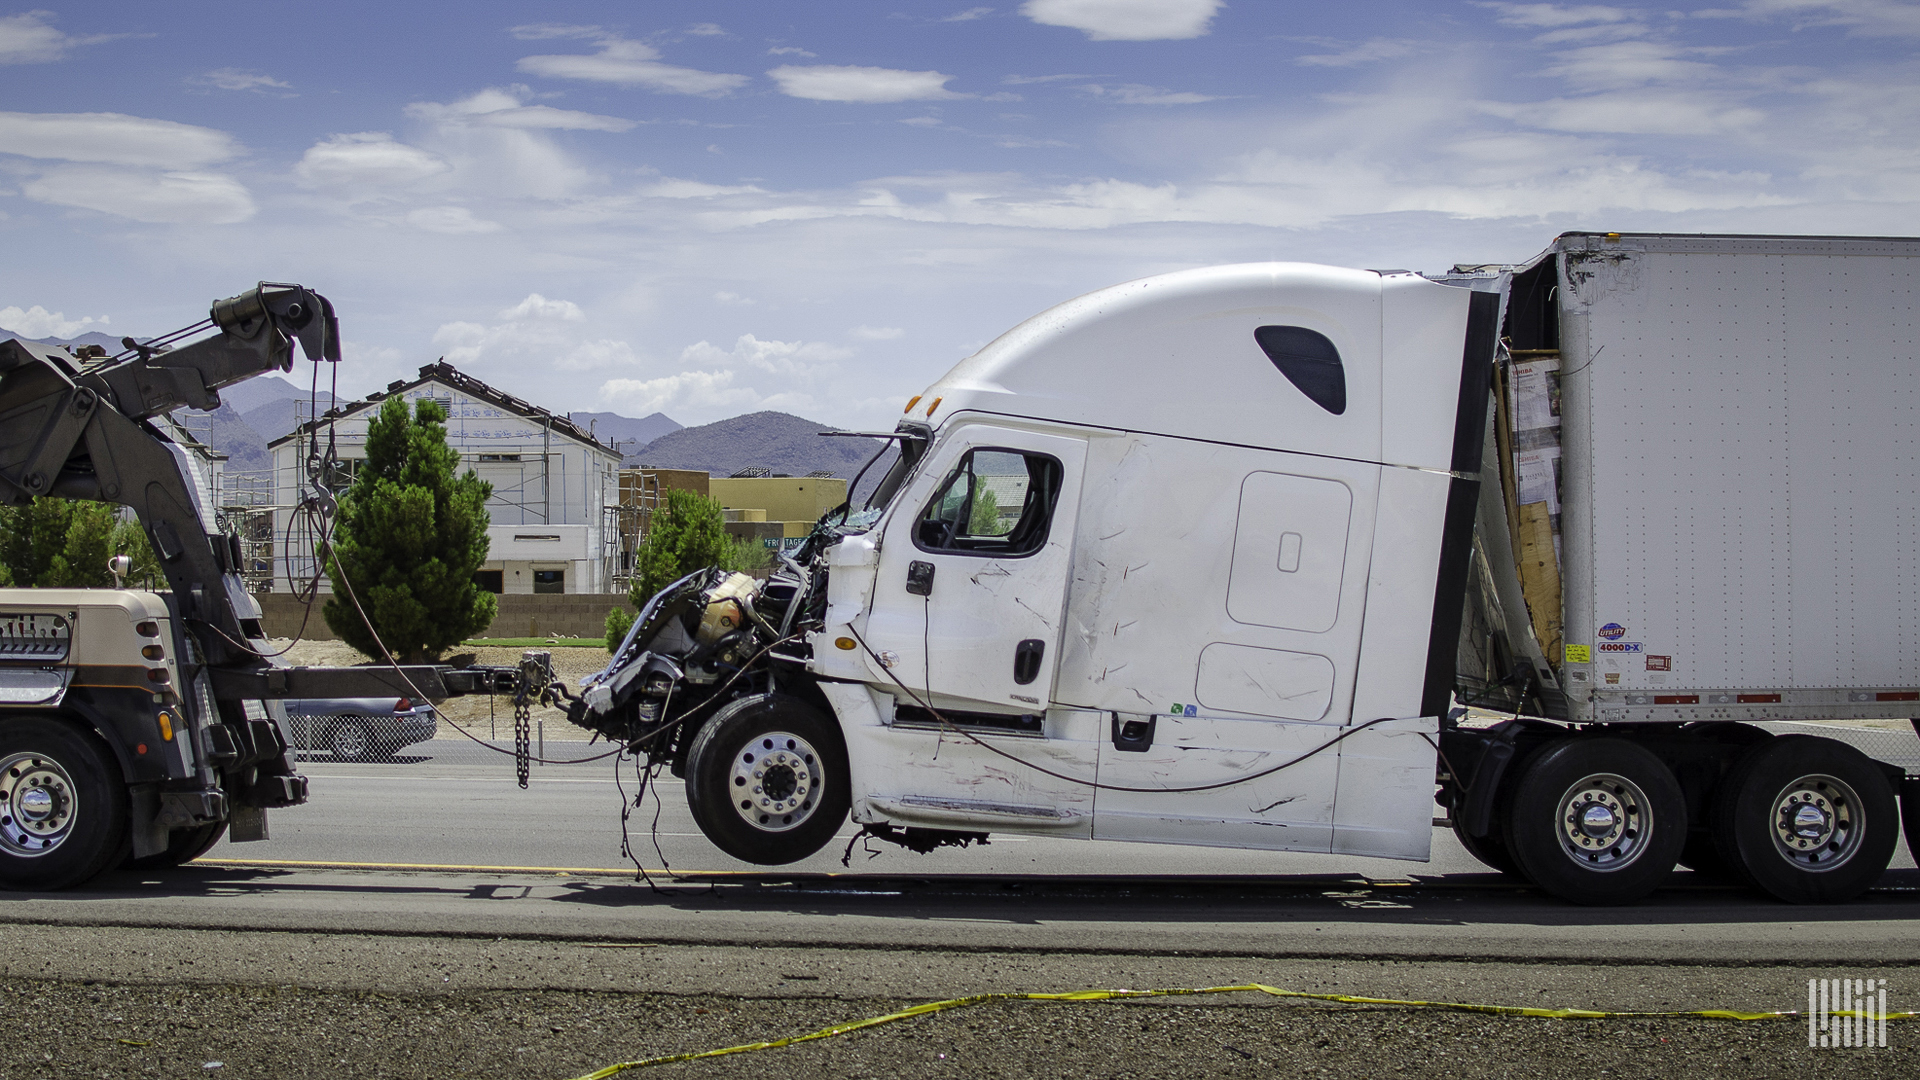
863,425,1086,715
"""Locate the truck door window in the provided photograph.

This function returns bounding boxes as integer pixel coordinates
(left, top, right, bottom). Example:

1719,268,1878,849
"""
914,448,1061,556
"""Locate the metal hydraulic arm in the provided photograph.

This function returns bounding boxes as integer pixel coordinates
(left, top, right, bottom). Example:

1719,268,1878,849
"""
0,284,491,818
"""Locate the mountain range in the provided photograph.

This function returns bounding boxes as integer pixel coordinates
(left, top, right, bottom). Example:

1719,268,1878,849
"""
2,327,888,488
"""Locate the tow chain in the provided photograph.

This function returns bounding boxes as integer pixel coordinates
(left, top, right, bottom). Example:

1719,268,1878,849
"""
513,651,554,789
513,692,532,789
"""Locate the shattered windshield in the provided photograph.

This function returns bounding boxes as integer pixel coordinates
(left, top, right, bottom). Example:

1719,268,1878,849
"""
818,424,929,538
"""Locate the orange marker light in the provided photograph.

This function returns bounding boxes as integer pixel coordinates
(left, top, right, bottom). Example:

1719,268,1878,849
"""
925,396,942,417
835,637,856,651
904,395,922,414
157,712,174,742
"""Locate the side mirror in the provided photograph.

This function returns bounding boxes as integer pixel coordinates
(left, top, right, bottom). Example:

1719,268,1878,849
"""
108,554,131,589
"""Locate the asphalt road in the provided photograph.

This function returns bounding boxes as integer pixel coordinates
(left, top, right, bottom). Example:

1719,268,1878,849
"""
8,738,1920,1078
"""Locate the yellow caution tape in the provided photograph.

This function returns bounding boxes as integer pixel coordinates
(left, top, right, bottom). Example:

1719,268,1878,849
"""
572,982,1920,1078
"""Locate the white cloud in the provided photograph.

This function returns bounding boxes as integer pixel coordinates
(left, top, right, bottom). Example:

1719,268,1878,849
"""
0,304,109,338
509,23,603,41
294,132,449,190
0,11,106,65
405,87,634,131
500,293,584,321
681,333,850,377
687,23,728,36
769,64,961,103
944,6,996,20
1079,83,1220,105
21,165,254,224
1296,38,1419,67
767,46,817,57
0,111,239,167
517,36,749,96
195,68,291,92
1021,0,1222,41
597,369,759,416
406,206,504,234
1541,40,1724,90
432,296,635,372
1481,92,1766,135
714,291,755,305
1003,73,1095,84
1711,0,1920,38
852,325,905,340
640,178,767,198
1478,2,1633,27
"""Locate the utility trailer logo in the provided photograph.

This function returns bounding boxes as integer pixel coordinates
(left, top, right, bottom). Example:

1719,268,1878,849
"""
1809,977,1889,1048
1169,703,1198,717
1597,642,1642,654
1597,622,1627,640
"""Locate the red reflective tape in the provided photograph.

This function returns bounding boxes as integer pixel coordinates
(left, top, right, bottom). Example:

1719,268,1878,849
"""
1653,695,1699,705
1736,694,1781,704
1876,691,1919,702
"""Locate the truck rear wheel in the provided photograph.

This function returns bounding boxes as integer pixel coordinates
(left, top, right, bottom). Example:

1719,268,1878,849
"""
684,694,850,865
1710,736,1896,904
1453,818,1526,880
0,717,131,891
1503,737,1685,906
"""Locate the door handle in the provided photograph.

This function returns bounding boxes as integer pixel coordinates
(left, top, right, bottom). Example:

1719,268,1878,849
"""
1012,638,1045,684
1110,712,1156,752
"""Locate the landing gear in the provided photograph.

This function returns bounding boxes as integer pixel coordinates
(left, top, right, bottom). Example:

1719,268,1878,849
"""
1711,736,1897,904
0,718,130,891
1503,737,1686,906
684,694,850,865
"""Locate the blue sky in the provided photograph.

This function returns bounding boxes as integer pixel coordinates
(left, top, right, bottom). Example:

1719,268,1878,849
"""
2,0,1917,428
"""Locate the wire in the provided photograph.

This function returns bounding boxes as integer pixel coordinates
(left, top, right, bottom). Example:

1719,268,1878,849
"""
848,626,1399,795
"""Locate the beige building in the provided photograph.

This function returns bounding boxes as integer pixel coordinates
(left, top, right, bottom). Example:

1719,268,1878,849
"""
709,477,847,553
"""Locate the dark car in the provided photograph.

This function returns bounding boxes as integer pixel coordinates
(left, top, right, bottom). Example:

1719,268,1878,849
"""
283,697,436,762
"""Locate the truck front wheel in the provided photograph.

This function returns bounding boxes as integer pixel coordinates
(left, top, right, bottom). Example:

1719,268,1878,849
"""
1710,735,1897,904
684,694,850,865
0,717,131,890
1503,737,1686,906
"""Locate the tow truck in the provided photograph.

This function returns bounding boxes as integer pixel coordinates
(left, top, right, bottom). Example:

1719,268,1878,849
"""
0,284,517,889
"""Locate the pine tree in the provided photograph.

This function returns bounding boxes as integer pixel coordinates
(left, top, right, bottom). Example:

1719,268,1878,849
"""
322,396,496,663
0,498,152,588
629,488,735,604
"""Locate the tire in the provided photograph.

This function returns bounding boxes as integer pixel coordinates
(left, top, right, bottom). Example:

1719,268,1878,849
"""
684,694,850,865
1453,818,1526,880
329,719,375,762
1503,737,1686,906
1710,735,1897,904
0,717,131,891
125,821,228,871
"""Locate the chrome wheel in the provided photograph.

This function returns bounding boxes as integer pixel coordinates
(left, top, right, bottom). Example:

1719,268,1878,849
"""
727,731,822,833
0,751,78,858
330,720,371,761
1767,773,1862,872
1553,772,1653,872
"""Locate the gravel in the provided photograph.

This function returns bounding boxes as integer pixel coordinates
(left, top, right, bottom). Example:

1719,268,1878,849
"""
8,979,1915,1080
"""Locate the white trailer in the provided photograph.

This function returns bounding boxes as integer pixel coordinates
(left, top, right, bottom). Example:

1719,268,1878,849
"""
578,233,1920,907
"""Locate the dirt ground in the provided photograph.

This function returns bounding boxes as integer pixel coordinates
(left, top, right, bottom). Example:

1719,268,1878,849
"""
270,639,612,737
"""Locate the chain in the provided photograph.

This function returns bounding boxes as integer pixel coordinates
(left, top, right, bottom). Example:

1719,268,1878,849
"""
513,691,532,789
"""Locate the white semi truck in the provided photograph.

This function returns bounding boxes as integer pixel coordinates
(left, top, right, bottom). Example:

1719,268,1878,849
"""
580,231,1920,906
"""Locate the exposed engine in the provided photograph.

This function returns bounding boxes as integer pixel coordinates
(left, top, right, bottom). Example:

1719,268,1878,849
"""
567,554,826,774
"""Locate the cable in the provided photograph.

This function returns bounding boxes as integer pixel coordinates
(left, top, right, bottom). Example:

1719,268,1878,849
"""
848,626,1399,795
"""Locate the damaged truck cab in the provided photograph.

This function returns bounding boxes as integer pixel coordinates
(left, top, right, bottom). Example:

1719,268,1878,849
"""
577,261,1495,875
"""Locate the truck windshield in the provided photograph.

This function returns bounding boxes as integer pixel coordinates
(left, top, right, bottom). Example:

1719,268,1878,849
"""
832,423,929,535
